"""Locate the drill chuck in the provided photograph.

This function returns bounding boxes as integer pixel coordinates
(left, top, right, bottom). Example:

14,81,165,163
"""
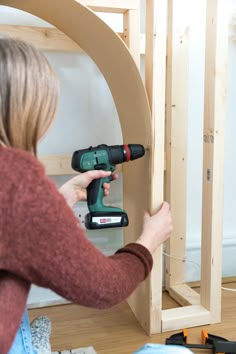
108,144,145,165
128,144,145,161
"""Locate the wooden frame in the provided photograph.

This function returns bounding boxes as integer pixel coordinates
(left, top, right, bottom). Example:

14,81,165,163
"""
165,0,189,298
0,0,228,334
161,0,227,332
200,0,228,323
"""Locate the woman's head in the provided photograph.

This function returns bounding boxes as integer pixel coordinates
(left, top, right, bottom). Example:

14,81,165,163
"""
0,37,59,155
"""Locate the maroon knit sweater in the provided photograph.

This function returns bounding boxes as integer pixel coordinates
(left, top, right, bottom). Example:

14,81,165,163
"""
0,146,153,354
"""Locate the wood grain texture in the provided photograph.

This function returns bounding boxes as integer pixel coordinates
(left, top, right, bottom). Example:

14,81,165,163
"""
145,0,168,334
77,0,139,13
0,25,81,52
165,0,190,289
0,24,146,54
201,0,228,323
123,10,140,68
38,155,77,175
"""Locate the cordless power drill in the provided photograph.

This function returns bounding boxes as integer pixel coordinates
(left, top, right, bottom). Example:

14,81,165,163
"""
71,144,145,229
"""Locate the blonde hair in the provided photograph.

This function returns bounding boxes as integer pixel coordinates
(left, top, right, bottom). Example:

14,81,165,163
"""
0,37,59,155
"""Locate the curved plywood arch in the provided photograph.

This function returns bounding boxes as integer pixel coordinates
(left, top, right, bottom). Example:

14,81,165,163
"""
0,0,152,145
0,0,154,334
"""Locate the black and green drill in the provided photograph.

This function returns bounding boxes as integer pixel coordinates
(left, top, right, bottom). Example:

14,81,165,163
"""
71,144,145,229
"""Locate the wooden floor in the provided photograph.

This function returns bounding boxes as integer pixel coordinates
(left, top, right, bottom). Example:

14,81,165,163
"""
29,282,236,354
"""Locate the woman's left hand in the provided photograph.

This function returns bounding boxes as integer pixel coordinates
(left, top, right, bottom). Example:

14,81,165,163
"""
59,170,118,208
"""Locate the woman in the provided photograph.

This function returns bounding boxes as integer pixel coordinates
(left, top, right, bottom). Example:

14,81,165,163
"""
0,38,173,354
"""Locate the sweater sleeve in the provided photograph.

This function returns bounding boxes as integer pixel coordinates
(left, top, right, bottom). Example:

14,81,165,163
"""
6,164,153,309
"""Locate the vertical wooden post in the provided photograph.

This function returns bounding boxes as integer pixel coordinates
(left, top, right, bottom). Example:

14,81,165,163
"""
123,9,140,68
122,1,152,335
201,0,228,323
145,0,168,334
165,0,190,300
124,0,168,334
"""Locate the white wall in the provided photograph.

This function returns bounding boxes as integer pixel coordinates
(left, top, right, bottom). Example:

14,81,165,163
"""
1,1,236,306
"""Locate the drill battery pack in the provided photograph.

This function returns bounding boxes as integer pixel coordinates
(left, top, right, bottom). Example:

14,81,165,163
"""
85,211,129,229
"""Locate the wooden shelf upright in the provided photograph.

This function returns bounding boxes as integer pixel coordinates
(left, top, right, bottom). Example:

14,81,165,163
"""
144,0,228,333
0,0,229,334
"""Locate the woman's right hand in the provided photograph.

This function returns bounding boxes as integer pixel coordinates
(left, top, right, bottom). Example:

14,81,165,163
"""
136,202,173,255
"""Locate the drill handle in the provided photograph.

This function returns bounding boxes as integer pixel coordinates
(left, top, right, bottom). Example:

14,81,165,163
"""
87,176,111,212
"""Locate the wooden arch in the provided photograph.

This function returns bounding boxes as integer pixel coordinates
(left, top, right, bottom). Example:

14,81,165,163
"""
0,0,154,333
0,0,152,144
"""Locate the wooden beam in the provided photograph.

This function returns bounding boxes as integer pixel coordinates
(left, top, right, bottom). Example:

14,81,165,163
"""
162,305,211,332
200,0,228,323
0,25,146,54
38,155,77,175
123,10,140,68
168,284,200,307
77,0,139,13
39,155,123,176
147,0,168,334
146,0,168,334
0,24,120,52
126,0,168,335
0,25,81,52
165,0,190,291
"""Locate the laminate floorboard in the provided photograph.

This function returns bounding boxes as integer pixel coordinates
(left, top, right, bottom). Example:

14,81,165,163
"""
29,282,236,354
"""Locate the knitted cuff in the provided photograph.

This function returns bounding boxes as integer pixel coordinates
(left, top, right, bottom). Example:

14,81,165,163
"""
115,243,153,279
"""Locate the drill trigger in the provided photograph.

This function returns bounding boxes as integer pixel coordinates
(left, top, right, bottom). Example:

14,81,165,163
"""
108,174,113,182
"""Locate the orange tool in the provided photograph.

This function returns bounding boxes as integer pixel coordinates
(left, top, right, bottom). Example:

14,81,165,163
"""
165,328,236,353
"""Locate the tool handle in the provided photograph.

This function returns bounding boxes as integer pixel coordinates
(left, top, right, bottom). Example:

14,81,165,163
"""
87,176,111,212
201,330,208,344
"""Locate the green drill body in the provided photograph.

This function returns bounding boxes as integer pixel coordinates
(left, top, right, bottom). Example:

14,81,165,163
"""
71,144,145,229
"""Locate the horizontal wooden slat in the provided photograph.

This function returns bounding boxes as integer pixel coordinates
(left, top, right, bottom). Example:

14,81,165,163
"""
0,25,80,51
39,155,77,175
0,25,146,54
161,305,211,333
39,154,166,176
168,284,200,306
39,154,166,175
78,0,140,13
39,155,124,176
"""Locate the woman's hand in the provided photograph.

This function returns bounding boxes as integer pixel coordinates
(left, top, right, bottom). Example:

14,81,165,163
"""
59,171,118,208
136,202,173,255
